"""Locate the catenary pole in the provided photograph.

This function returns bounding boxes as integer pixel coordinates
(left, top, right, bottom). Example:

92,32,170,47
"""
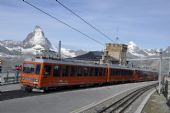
158,49,163,94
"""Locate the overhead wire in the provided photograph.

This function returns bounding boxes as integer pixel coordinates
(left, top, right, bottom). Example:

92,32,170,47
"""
23,0,104,46
56,0,114,43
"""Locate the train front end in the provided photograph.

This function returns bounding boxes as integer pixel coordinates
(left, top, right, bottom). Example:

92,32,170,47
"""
20,59,42,92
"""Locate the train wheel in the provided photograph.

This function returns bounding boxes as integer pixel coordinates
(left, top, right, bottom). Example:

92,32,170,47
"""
26,87,32,92
21,86,32,92
43,87,49,93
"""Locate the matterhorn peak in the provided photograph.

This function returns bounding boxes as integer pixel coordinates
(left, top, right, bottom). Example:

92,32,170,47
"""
23,25,52,50
35,25,41,29
34,25,43,32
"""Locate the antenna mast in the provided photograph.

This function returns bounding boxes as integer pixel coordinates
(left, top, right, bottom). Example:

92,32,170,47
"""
58,40,61,60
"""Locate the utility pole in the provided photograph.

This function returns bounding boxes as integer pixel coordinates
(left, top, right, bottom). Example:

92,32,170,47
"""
169,59,170,76
58,41,61,60
158,49,163,94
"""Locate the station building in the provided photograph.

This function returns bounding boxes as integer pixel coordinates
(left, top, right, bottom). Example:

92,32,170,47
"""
100,43,128,65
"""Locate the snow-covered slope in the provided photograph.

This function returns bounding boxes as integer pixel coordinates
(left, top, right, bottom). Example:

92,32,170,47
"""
127,41,158,58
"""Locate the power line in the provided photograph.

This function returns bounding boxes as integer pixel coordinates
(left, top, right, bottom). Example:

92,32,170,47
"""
23,0,104,46
56,0,114,43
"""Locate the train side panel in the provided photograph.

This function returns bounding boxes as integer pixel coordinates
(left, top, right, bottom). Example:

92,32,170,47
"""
20,59,158,91
109,68,134,83
39,63,108,88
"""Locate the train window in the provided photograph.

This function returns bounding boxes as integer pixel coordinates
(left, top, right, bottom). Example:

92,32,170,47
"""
35,64,41,74
121,70,124,76
126,71,129,75
102,68,105,76
83,67,88,76
70,66,77,76
66,66,70,76
116,69,119,75
77,67,83,76
121,70,123,75
99,68,102,76
119,70,122,76
119,70,121,75
44,65,51,76
53,65,61,77
89,68,94,76
61,66,66,76
113,69,115,76
95,68,99,76
112,69,115,76
125,71,128,75
120,70,123,76
103,68,106,76
126,71,128,75
115,69,117,75
128,71,132,75
23,64,35,74
62,66,70,76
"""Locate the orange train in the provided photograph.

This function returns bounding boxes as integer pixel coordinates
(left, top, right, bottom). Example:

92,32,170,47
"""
20,58,158,92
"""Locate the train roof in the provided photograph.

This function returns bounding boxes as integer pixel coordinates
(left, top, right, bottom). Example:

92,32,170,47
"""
24,58,158,73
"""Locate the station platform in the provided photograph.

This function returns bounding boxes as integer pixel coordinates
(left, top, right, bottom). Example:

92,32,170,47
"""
0,83,20,92
0,81,157,113
142,92,170,113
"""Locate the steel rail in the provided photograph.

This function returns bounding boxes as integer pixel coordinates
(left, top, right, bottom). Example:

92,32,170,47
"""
97,84,157,113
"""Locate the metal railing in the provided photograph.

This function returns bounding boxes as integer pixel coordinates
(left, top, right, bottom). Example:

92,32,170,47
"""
0,69,20,85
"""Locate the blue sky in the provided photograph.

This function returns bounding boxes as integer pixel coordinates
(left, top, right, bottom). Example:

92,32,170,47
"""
0,0,170,50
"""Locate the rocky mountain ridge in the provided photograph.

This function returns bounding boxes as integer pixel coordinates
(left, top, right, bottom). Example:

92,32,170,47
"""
0,25,169,59
0,26,86,58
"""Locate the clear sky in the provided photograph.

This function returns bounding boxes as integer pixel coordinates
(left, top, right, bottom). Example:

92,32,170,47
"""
0,0,170,50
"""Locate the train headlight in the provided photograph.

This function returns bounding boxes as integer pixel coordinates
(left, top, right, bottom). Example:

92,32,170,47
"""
35,79,38,82
21,77,24,81
33,78,38,84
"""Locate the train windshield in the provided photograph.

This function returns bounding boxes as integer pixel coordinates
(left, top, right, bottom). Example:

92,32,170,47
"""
23,63,41,74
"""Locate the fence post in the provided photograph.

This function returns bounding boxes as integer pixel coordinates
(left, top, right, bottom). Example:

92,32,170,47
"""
6,71,9,83
16,70,19,83
0,73,1,85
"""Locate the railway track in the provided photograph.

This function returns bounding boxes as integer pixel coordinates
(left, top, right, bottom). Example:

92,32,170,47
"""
0,83,116,101
82,83,157,113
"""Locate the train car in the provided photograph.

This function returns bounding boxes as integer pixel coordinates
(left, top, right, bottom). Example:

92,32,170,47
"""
139,70,158,81
108,66,134,83
20,58,158,92
21,58,108,91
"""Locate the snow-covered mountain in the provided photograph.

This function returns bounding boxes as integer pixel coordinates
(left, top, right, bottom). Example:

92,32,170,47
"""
23,25,52,50
127,41,159,58
74,41,166,61
0,25,169,59
0,25,86,58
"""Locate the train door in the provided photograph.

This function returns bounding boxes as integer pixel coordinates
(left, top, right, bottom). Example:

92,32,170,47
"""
59,65,70,85
42,64,52,87
53,65,64,85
